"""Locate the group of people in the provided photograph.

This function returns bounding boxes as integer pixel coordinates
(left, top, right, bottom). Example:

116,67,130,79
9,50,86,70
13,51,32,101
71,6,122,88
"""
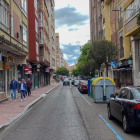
10,77,32,101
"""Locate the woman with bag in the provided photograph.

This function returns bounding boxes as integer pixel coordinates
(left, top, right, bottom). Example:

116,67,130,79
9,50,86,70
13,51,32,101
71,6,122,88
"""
19,79,27,101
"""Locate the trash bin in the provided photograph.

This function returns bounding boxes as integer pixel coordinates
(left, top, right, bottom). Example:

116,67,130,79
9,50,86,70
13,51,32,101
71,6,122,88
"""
88,80,90,96
90,78,97,98
92,77,115,103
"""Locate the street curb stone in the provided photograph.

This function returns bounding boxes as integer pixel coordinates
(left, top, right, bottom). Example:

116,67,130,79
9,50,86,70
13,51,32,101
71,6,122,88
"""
0,84,59,133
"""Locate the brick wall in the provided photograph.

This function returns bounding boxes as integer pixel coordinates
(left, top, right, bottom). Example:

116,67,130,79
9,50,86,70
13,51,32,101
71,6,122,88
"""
13,11,20,40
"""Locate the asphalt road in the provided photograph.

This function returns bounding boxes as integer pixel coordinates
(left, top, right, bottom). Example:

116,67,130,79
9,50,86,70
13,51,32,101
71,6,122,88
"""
0,83,140,140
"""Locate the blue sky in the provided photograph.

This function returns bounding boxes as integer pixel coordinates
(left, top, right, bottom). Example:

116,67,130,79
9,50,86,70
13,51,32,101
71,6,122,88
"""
55,0,90,65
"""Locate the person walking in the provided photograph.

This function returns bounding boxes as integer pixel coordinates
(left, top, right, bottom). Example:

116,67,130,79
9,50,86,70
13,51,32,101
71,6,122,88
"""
19,79,27,101
10,77,18,101
26,78,32,96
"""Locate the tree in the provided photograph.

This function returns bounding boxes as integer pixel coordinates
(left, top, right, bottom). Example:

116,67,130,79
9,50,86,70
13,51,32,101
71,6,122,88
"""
137,10,140,32
71,68,79,77
56,67,69,76
89,40,117,77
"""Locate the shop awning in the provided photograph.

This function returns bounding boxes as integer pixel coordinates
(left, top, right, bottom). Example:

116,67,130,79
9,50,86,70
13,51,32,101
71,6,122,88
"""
113,67,132,71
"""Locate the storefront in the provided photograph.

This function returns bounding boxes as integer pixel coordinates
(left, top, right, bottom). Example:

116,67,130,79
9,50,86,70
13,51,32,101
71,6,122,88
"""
113,59,133,88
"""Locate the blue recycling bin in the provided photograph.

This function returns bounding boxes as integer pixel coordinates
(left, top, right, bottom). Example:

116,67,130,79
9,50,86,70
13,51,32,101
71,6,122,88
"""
88,80,90,96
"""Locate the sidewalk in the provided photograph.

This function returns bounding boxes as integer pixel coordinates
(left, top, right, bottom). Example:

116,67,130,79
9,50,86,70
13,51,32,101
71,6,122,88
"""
0,83,59,128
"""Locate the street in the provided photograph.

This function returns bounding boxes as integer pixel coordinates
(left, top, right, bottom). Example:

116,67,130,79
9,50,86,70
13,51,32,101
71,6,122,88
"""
0,83,140,140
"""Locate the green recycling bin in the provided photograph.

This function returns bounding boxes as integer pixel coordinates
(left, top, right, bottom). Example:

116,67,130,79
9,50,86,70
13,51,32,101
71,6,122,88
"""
90,78,97,98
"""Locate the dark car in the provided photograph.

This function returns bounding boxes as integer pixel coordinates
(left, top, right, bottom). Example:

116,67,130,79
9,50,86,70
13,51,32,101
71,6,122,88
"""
71,79,75,85
107,87,140,133
63,79,70,86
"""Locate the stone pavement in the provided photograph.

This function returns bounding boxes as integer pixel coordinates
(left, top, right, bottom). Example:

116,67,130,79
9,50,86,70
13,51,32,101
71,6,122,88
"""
0,83,58,127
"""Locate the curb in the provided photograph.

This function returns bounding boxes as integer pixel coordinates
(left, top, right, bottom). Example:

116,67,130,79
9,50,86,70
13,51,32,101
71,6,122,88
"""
0,84,59,133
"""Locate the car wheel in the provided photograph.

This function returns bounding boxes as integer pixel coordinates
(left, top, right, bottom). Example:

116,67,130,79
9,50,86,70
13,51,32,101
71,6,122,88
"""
122,114,132,133
107,105,113,120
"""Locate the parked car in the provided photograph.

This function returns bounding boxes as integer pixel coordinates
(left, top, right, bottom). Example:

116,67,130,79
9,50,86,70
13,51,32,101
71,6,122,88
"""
80,81,88,94
107,87,140,133
63,79,70,86
74,80,79,86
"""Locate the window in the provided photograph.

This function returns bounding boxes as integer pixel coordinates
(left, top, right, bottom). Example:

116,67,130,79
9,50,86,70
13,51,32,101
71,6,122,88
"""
20,26,23,42
57,52,59,55
0,0,9,33
56,36,59,39
0,61,4,92
125,0,140,24
57,62,59,66
36,41,39,55
121,89,129,99
136,40,140,77
56,42,59,44
22,23,27,46
35,18,38,33
133,88,140,99
34,0,37,11
22,0,26,15
11,16,13,37
119,31,123,49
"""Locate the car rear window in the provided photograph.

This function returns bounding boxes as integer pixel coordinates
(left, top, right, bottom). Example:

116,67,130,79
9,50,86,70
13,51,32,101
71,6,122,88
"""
133,88,140,99
83,81,88,85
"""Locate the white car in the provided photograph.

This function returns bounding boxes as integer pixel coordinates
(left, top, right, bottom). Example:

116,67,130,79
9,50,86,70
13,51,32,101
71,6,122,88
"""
74,80,79,86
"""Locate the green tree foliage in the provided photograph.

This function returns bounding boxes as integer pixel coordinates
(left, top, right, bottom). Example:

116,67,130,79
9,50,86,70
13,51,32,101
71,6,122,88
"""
89,40,117,76
71,68,79,77
137,10,140,32
56,67,69,76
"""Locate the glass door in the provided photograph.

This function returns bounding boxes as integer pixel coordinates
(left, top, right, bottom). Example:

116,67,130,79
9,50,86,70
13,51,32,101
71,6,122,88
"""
35,73,38,89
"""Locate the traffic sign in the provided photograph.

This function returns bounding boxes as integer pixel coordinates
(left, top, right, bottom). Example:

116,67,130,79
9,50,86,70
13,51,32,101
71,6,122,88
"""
24,67,29,72
110,61,116,68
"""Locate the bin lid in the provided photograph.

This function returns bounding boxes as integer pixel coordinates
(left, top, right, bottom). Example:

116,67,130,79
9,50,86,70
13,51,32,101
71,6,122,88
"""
92,77,115,85
90,78,97,84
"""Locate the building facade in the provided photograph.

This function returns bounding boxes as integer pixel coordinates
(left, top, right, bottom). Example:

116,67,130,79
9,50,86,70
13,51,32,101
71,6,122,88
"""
0,0,28,101
46,0,56,82
90,0,140,87
27,0,50,90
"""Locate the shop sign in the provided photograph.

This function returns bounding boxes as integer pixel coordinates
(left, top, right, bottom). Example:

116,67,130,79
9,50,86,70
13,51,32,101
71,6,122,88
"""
28,71,32,74
18,58,26,64
5,65,9,69
26,64,32,68
128,60,132,65
46,68,50,73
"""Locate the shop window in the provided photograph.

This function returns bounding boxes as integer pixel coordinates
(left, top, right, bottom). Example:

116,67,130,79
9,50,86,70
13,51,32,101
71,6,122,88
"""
137,40,140,77
0,61,4,92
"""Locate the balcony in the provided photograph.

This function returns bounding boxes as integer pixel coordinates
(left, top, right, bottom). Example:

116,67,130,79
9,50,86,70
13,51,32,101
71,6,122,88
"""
35,9,38,18
118,18,123,31
39,38,44,44
39,21,43,27
36,32,39,40
120,48,124,59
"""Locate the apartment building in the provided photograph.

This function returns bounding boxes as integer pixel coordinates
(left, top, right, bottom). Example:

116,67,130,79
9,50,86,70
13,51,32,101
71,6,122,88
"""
46,0,55,82
0,0,28,101
55,33,60,69
89,0,103,42
27,0,50,89
90,0,140,87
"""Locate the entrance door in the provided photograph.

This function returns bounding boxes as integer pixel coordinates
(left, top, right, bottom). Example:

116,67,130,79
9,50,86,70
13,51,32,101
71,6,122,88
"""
35,73,38,89
7,64,17,97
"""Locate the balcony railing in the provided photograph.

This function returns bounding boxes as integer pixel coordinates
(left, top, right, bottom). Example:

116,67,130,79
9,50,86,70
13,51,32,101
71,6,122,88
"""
118,18,123,31
35,9,38,18
0,22,9,33
39,21,43,27
39,38,44,44
120,48,124,59
36,32,39,40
